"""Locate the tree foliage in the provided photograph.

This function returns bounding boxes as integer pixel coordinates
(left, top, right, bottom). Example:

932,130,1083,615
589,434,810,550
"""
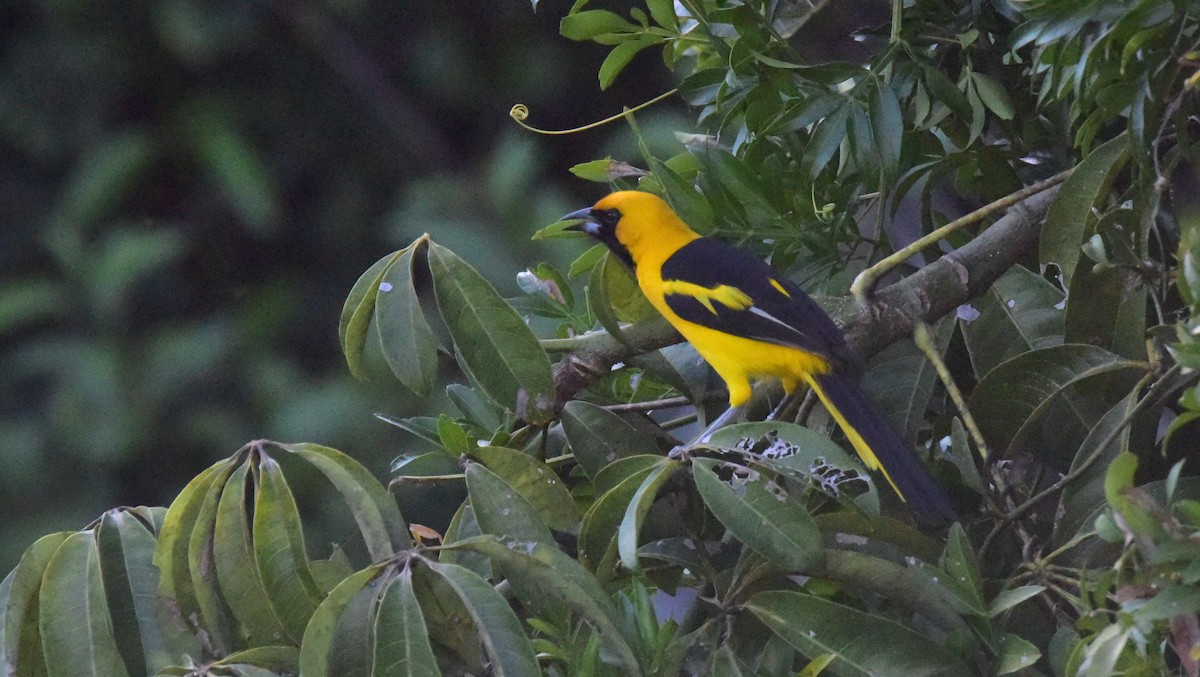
6,0,1200,675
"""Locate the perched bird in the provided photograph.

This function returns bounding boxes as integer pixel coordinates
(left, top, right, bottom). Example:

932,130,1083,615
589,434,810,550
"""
564,190,955,522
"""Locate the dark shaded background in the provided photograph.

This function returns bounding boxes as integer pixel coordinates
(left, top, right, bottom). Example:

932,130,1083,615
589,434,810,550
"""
0,0,691,571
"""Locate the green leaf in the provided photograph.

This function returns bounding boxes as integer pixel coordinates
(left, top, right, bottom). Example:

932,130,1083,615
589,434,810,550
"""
560,10,635,40
1052,390,1139,546
468,446,580,531
253,455,325,644
153,460,226,648
427,241,555,424
970,73,1015,120
939,524,986,616
325,568,378,677
95,509,176,675
186,461,239,654
692,458,824,571
373,567,441,677
579,463,658,576
960,266,1065,379
868,81,903,177
424,560,541,677
465,461,555,546
802,103,849,180
996,634,1041,675
862,319,951,445
339,250,404,380
968,344,1143,457
54,129,156,227
646,0,676,30
0,532,71,677
446,535,642,676
561,401,661,480
599,38,660,91
747,591,969,676
618,459,680,571
39,532,130,677
214,463,288,646
1063,212,1147,360
988,585,1045,617
1040,134,1130,284
375,242,439,396
282,442,410,560
298,567,381,677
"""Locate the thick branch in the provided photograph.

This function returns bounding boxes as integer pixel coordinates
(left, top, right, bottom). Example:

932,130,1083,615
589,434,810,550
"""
551,187,1057,407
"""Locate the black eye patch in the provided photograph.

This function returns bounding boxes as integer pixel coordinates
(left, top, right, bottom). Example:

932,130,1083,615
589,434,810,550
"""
598,209,621,226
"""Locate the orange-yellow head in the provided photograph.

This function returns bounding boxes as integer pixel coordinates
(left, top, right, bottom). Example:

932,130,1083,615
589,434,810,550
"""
563,191,699,270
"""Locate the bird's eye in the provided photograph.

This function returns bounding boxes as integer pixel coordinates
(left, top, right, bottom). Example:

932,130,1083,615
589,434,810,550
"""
599,209,621,226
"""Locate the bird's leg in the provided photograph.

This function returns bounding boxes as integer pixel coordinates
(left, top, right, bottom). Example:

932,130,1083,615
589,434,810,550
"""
695,405,746,444
766,392,800,422
668,405,746,458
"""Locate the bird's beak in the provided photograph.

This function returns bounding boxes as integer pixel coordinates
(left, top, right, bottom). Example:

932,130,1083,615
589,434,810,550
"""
561,207,599,235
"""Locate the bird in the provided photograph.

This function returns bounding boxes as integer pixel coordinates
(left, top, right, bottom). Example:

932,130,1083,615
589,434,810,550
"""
563,190,955,522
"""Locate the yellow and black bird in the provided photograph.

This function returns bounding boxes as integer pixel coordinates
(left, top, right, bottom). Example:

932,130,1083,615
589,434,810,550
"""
565,190,955,522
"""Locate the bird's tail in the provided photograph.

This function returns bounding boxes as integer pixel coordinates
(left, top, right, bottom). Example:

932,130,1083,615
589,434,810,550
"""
806,371,956,523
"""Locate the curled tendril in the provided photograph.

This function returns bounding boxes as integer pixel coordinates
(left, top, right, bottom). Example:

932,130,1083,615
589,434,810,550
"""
509,88,680,135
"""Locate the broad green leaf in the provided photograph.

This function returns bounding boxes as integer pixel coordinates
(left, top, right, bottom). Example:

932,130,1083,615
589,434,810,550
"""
253,455,324,644
446,535,642,676
969,344,1143,458
802,103,849,179
599,38,660,91
55,130,155,226
560,10,635,40
153,460,227,647
424,560,540,677
39,532,130,677
579,463,658,575
214,463,287,646
298,567,381,677
996,634,1041,675
1064,212,1146,360
186,461,239,654
988,585,1045,617
747,591,968,676
707,422,878,516
96,509,175,676
215,646,300,673
325,569,378,677
594,454,666,496
971,72,1015,120
561,400,661,479
646,0,676,30
282,442,410,558
692,458,824,571
340,250,404,380
869,81,903,178
708,644,752,676
440,502,492,578
618,459,680,571
375,242,439,395
1052,390,1138,546
939,524,986,616
468,446,579,531
0,532,70,677
1040,134,1130,284
862,319,951,445
960,265,1065,379
465,462,555,545
373,567,440,677
427,241,555,424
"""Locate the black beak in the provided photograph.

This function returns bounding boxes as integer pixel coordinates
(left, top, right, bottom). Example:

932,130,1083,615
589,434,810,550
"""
561,207,600,235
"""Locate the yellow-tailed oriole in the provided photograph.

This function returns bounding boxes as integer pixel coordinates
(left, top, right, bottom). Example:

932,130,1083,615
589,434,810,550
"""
565,190,955,522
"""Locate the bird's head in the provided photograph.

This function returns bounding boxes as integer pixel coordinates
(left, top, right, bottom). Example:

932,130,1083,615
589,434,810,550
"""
562,191,696,269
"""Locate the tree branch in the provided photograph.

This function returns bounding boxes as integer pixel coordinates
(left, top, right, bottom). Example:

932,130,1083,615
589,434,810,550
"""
551,186,1059,408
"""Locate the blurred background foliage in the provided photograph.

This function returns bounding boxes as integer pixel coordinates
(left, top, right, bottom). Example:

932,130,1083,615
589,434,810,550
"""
0,0,697,571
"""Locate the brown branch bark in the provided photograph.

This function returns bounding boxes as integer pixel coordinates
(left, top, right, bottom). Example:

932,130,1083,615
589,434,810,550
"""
551,187,1058,408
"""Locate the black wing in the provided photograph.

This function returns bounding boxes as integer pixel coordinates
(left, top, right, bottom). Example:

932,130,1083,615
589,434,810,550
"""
659,238,858,369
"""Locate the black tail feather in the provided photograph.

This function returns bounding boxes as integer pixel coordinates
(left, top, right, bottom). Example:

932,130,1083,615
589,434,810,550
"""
811,371,956,523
